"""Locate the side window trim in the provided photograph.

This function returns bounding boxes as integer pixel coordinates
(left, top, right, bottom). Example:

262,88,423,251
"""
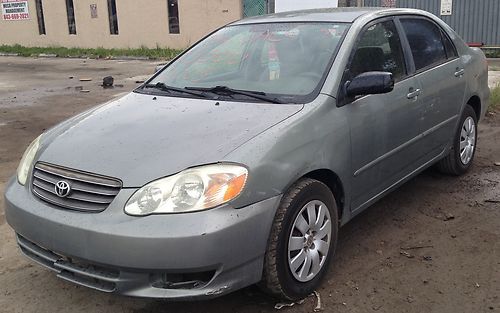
337,16,409,106
394,17,415,76
397,15,456,75
440,29,459,60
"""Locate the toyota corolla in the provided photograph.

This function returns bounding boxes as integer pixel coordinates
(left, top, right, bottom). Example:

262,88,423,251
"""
4,8,489,300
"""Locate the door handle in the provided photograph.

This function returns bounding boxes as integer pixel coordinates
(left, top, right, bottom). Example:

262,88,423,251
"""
407,88,421,99
454,69,465,77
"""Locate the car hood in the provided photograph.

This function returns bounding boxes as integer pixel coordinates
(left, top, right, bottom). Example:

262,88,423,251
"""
38,92,303,187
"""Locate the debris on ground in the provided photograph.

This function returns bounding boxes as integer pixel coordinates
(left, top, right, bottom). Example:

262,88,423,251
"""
274,299,305,310
443,213,455,221
274,291,322,311
423,256,433,261
485,199,500,203
80,89,90,93
135,80,145,83
475,282,480,288
155,64,167,73
68,76,74,79
400,251,414,258
74,86,83,91
313,291,322,312
102,76,114,88
79,78,92,81
484,178,499,183
400,245,434,250
494,162,500,166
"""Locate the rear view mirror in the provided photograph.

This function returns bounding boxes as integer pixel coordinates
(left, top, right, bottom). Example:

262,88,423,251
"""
346,71,394,97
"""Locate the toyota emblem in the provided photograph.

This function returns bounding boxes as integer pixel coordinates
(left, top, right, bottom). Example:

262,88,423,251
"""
54,181,71,198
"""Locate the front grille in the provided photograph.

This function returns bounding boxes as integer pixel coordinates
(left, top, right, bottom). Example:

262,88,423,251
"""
31,162,122,212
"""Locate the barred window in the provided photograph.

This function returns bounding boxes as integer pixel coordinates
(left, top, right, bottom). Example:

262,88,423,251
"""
107,0,119,35
65,0,76,35
167,0,180,34
35,0,46,35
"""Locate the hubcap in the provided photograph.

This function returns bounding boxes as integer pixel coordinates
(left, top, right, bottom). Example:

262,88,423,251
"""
288,200,331,282
460,116,476,165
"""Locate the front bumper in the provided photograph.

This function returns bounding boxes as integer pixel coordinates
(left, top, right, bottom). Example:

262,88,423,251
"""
4,177,281,299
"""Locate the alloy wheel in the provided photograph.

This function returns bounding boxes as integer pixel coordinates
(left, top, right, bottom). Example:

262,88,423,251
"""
288,200,331,282
460,116,476,165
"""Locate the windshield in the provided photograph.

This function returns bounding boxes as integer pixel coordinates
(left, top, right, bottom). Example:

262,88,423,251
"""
148,22,350,103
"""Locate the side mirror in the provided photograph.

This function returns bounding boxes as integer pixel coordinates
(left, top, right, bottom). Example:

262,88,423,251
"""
345,71,394,97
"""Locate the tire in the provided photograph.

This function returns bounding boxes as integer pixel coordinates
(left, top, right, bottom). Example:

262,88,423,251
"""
259,178,339,300
437,104,478,176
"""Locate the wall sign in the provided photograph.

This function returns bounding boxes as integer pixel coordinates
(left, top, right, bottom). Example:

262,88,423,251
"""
382,0,397,7
1,0,30,20
275,0,338,13
440,0,452,15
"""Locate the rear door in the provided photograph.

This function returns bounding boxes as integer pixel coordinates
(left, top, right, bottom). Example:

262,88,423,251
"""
399,17,466,159
341,18,425,211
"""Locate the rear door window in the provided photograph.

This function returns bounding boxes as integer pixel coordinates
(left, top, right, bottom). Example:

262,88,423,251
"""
400,18,448,71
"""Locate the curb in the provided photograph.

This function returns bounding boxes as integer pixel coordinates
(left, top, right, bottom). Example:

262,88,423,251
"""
0,53,170,61
111,55,151,61
38,53,58,58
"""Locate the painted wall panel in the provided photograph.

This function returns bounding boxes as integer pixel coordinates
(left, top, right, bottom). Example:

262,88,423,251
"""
363,0,500,45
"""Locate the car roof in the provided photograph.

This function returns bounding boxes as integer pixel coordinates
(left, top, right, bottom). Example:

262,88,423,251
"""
231,7,426,25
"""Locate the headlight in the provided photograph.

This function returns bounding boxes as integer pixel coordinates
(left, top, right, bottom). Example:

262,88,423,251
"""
124,164,248,215
17,134,42,185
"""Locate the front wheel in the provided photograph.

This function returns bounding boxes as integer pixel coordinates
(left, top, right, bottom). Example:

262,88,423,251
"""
259,178,338,300
437,104,478,175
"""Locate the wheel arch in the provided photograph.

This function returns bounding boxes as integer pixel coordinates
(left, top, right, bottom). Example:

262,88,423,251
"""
300,169,345,222
467,95,482,121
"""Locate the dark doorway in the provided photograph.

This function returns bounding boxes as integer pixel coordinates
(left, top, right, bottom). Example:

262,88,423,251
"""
167,0,180,34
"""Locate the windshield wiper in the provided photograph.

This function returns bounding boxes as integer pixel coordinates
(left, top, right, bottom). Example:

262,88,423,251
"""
143,82,209,98
185,85,282,104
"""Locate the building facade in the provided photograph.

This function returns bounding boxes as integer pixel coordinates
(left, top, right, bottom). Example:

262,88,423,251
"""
0,0,243,49
2,0,498,50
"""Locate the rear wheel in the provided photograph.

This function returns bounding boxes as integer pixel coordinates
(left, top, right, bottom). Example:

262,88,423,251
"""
260,178,338,300
437,104,478,175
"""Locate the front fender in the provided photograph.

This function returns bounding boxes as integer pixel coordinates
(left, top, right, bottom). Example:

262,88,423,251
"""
223,94,352,222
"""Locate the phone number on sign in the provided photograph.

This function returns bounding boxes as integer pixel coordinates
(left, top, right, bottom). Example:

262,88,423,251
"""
3,13,29,20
